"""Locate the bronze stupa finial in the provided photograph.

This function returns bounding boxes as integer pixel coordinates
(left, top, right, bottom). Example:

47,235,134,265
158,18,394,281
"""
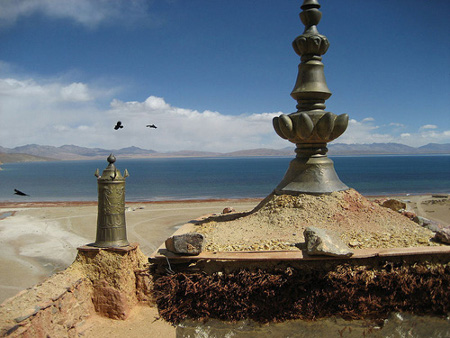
272,0,349,194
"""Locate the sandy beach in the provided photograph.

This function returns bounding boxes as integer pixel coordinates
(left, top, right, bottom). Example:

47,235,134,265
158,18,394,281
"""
0,194,448,336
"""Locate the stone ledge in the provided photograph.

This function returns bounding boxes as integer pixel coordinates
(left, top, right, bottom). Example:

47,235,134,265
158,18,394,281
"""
150,244,450,262
0,270,93,337
77,243,139,253
0,243,153,337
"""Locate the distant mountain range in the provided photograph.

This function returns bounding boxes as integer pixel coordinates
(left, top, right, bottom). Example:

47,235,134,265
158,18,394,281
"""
0,143,449,163
329,142,450,155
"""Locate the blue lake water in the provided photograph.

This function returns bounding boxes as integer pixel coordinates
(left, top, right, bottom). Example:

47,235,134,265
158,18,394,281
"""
0,155,449,202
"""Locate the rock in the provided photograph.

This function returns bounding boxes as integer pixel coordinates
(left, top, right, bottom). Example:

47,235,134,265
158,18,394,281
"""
303,226,353,257
381,199,407,212
434,226,450,244
348,240,361,248
413,215,425,226
222,207,235,214
413,216,442,232
165,233,204,255
402,211,416,220
424,222,442,233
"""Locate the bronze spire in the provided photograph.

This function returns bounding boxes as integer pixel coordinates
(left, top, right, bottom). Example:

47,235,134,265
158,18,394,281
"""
273,0,349,194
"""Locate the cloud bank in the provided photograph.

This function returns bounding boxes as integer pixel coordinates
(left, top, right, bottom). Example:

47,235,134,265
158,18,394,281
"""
1,75,449,152
340,118,450,147
0,76,284,152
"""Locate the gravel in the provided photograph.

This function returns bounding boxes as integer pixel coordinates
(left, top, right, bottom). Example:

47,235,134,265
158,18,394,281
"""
194,189,439,252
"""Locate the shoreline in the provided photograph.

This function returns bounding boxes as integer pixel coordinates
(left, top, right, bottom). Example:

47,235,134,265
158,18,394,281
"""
1,150,450,164
0,197,263,208
0,191,448,208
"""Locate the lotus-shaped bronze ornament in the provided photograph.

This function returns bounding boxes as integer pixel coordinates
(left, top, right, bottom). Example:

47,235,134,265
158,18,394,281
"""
273,111,348,145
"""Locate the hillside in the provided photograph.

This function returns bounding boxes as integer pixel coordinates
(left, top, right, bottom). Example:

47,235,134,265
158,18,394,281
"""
0,153,54,164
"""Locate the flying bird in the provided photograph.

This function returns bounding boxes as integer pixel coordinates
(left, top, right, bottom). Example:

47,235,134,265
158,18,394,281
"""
146,124,157,129
14,189,29,196
114,121,124,130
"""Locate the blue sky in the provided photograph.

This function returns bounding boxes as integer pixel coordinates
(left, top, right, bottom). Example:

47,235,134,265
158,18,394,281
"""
0,0,449,152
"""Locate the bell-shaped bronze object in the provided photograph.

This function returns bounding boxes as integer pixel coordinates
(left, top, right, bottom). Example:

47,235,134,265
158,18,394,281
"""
90,154,130,248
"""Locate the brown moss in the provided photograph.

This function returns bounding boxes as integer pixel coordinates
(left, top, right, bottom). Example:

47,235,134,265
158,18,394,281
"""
153,262,450,324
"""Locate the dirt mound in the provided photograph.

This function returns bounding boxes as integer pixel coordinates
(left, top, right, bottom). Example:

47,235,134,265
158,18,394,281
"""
195,189,438,251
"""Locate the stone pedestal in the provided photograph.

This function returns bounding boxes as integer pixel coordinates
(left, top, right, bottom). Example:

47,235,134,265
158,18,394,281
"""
74,243,151,320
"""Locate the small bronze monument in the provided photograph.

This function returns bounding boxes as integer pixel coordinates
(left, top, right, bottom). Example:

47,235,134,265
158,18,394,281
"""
91,154,130,247
273,0,348,194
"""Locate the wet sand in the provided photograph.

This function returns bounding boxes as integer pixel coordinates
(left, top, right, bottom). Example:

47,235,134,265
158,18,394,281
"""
0,194,448,337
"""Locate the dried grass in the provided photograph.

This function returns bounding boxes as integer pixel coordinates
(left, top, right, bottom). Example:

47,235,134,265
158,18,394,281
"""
153,262,450,324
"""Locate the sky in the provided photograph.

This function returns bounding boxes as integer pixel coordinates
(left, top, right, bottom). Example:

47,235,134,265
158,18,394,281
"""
0,0,449,153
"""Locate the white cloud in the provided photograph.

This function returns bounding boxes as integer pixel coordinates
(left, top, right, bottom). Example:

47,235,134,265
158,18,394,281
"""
144,96,170,110
397,129,450,146
389,122,405,128
1,74,449,152
0,0,149,28
105,96,284,152
0,76,286,151
53,125,70,132
336,119,395,144
60,83,92,102
331,118,450,147
420,124,438,130
0,78,94,103
0,77,101,147
247,112,282,121
77,125,91,131
361,117,375,122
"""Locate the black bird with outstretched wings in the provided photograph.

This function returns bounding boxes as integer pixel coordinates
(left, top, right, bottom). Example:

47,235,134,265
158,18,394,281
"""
14,189,29,196
114,121,123,130
146,124,157,129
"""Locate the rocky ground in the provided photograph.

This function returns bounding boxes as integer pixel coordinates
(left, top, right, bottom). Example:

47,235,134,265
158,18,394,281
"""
195,189,444,252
